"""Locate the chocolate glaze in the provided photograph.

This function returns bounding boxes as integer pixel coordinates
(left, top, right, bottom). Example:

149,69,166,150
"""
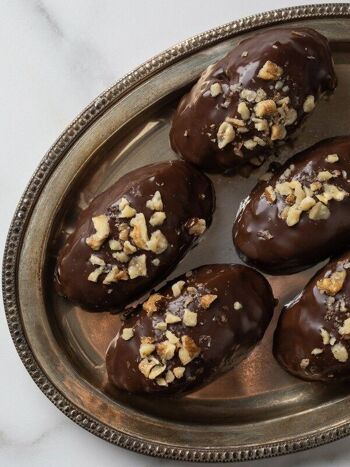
106,264,275,395
170,27,336,172
55,161,214,311
274,251,350,382
233,136,350,275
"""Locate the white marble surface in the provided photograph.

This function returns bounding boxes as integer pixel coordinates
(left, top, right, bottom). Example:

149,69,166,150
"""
1,1,350,466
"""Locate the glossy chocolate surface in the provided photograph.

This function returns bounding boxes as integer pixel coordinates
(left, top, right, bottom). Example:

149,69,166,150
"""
170,27,336,172
106,264,275,395
274,251,350,382
55,161,214,311
233,136,350,275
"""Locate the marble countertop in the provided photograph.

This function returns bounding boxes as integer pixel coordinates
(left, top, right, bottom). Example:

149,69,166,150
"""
1,1,349,466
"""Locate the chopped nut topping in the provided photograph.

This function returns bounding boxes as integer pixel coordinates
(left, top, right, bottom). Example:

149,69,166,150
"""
187,218,207,236
166,330,180,344
210,82,222,97
240,89,257,102
130,213,149,249
308,202,330,221
103,266,128,284
317,270,346,296
138,357,160,378
217,121,235,149
149,211,166,226
200,294,217,309
317,171,333,182
113,252,129,263
147,230,168,254
255,99,277,118
310,181,322,191
303,95,315,113
275,182,292,196
139,342,156,358
156,341,176,360
234,301,243,310
123,240,137,255
179,335,201,365
119,228,129,241
141,336,155,344
165,370,175,383
109,239,122,251
270,124,287,141
320,328,330,345
183,309,198,327
299,196,316,211
172,280,186,298
173,366,185,379
331,342,348,362
154,321,167,331
323,184,347,201
254,119,269,132
86,215,110,251
264,186,276,203
128,254,147,279
165,312,182,324
326,154,339,163
339,317,350,337
87,266,104,282
156,377,168,387
89,254,105,267
143,293,163,315
148,363,167,379
243,139,257,150
237,101,250,120
121,328,134,341
119,204,136,219
257,60,283,80
286,205,302,227
152,258,160,267
311,348,323,355
146,191,163,211
225,117,245,127
284,108,297,126
300,358,310,369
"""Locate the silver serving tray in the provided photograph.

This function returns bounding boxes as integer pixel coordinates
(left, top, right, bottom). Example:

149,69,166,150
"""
4,4,350,462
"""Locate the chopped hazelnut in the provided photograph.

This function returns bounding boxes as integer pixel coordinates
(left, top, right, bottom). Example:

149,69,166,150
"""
138,357,160,378
200,294,217,309
149,211,166,226
103,265,127,284
286,205,302,227
156,377,168,387
187,218,206,236
275,182,292,196
143,293,163,315
237,101,250,120
179,335,200,365
255,99,277,118
217,122,235,149
210,82,222,97
165,370,175,383
299,196,316,212
146,191,163,211
311,348,323,355
300,358,310,369
257,60,283,80
86,215,110,251
166,330,180,344
326,154,339,163
323,184,347,201
270,124,287,141
317,270,346,296
310,181,322,192
303,95,315,113
233,301,243,310
156,341,176,360
89,254,105,267
130,213,149,249
173,367,185,379
183,309,198,327
240,89,257,102
148,363,167,380
317,171,333,182
308,202,330,221
152,258,160,267
244,139,257,150
254,119,269,132
339,317,350,337
87,266,104,283
165,312,182,324
147,230,168,254
121,328,134,341
139,342,156,358
172,280,186,298
331,342,348,362
264,186,276,203
225,117,245,127
109,239,122,251
284,108,297,126
128,254,147,279
154,321,167,331
113,252,129,263
320,328,330,345
119,204,136,219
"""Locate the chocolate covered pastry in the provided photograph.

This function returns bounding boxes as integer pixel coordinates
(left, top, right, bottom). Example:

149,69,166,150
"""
55,161,214,310
106,264,275,395
170,27,336,172
274,251,350,381
233,136,350,274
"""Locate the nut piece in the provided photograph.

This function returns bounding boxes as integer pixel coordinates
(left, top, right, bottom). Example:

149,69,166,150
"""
331,342,348,362
317,270,346,296
326,154,339,163
317,171,333,182
138,357,160,378
128,254,147,279
146,191,163,211
172,280,186,298
87,266,104,282
165,312,182,324
148,363,167,380
165,370,175,384
179,335,201,365
183,309,198,327
123,240,137,255
308,202,330,221
156,341,176,360
119,204,136,219
233,301,243,310
339,318,350,337
257,60,283,80
156,377,168,387
86,215,110,251
109,239,122,251
210,82,222,97
149,211,166,226
300,358,310,369
303,95,315,113
237,102,250,120
166,330,179,344
264,186,276,203
142,293,163,316
103,265,128,284
173,366,185,379
320,327,330,345
284,108,297,126
299,196,316,212
121,328,134,341
311,348,323,355
286,205,302,227
217,122,235,149
147,230,168,254
187,218,207,236
139,342,156,358
255,99,277,118
113,252,129,263
89,254,105,267
200,294,218,309
270,124,287,141
130,213,149,249
154,321,167,331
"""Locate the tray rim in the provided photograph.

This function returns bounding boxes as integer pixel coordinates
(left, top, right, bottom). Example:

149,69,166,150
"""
3,3,350,462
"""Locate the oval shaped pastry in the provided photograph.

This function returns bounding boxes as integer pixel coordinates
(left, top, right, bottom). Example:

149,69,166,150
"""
170,27,336,172
55,161,215,310
233,136,350,275
274,251,350,381
106,264,275,394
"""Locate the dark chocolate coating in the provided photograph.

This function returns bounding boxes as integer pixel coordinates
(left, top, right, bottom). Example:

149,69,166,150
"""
170,27,336,172
233,136,350,275
55,161,215,311
274,251,350,381
106,264,275,395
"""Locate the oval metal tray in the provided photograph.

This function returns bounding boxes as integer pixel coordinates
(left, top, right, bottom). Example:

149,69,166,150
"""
4,4,350,462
